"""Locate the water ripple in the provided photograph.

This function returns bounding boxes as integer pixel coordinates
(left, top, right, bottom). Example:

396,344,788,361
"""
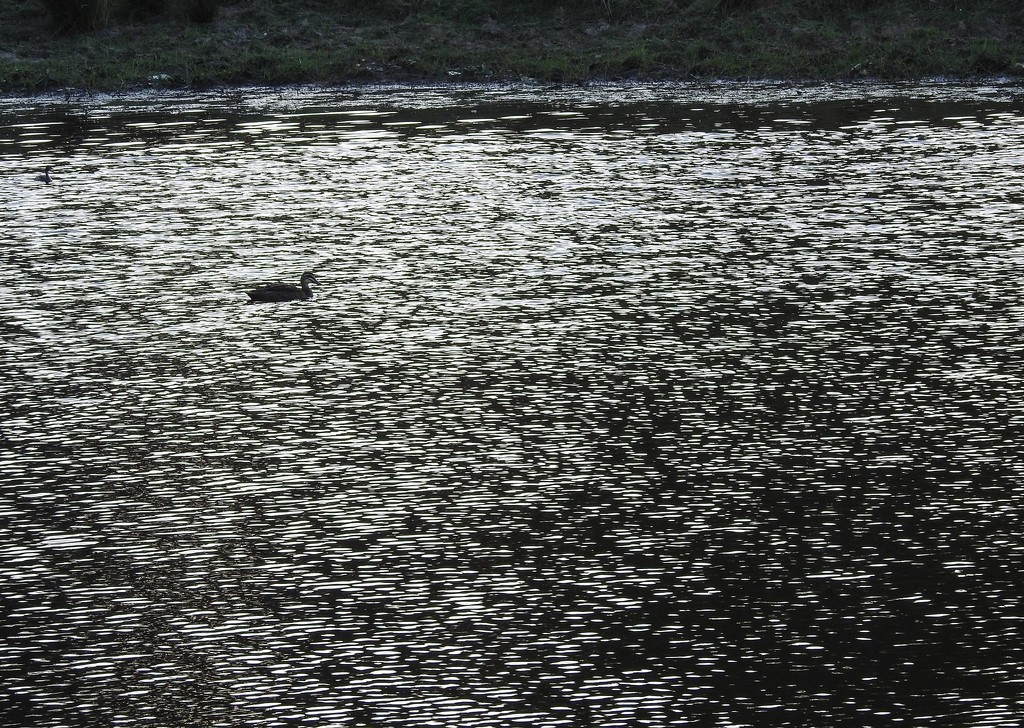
1,83,1023,727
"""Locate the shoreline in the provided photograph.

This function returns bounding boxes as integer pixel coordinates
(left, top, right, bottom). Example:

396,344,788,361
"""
5,72,1023,103
4,75,1023,103
4,77,1022,114
3,1,1024,96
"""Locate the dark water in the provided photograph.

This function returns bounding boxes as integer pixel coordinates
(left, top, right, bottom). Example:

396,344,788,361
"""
1,82,1023,726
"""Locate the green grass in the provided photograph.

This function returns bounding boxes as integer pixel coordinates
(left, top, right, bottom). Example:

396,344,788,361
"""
2,0,1024,93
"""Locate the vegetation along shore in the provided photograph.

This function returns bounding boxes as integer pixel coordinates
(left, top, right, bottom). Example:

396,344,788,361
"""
2,0,1024,94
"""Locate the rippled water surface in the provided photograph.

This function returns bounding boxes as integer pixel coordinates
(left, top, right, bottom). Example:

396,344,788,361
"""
2,82,1024,726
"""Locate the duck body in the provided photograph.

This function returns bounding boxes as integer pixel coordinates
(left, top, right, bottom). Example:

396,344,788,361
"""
37,167,52,184
247,272,320,303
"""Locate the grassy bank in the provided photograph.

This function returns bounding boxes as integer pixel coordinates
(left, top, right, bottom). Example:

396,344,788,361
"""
2,0,1024,93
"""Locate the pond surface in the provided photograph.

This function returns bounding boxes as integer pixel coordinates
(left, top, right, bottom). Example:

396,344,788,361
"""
1,81,1023,727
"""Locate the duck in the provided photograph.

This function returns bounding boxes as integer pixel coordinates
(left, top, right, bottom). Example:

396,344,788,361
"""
246,272,320,303
37,166,52,184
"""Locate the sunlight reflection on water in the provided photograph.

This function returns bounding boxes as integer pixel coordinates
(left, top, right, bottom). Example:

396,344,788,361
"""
1,82,1023,727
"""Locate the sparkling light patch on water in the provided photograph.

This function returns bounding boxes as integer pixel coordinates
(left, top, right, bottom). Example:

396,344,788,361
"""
1,82,1023,726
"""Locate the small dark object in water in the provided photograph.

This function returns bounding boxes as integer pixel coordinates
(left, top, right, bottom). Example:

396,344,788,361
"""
800,272,827,285
247,272,320,303
37,166,52,184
